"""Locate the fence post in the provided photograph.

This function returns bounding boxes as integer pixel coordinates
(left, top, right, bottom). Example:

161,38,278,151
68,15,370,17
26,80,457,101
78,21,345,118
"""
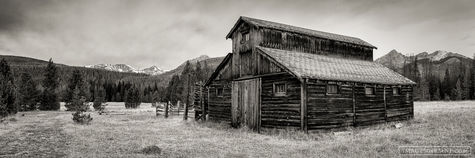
156,105,159,116
177,101,180,115
184,74,190,120
165,101,169,118
201,85,206,121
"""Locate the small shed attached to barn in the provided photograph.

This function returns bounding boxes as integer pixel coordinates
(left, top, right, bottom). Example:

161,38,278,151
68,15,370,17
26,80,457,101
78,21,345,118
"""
204,16,415,132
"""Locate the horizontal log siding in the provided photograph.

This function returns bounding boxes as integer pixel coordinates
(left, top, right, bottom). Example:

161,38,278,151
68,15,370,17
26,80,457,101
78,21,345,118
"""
306,80,354,130
354,85,386,126
306,81,414,130
208,80,232,122
260,73,301,129
386,86,413,121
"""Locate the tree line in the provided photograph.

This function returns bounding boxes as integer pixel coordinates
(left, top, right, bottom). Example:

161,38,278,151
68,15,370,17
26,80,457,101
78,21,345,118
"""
402,55,475,101
1,57,215,117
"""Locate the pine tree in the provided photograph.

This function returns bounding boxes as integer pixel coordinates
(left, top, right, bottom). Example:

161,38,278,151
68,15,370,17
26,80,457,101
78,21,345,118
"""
64,70,88,111
454,78,463,100
470,53,475,99
442,68,452,100
195,62,204,82
165,75,182,103
93,86,106,111
124,86,141,108
39,59,60,110
0,59,17,116
181,61,193,104
18,73,40,111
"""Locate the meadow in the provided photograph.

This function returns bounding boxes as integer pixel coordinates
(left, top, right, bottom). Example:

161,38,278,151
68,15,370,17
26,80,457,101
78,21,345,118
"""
0,101,474,157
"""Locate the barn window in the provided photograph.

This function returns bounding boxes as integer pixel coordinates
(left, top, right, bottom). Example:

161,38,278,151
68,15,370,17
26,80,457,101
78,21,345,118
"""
241,31,249,43
365,86,375,96
326,84,339,94
393,87,401,96
216,88,223,97
273,83,287,96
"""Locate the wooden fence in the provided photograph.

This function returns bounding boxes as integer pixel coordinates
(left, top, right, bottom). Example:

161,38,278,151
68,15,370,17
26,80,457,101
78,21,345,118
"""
155,101,195,119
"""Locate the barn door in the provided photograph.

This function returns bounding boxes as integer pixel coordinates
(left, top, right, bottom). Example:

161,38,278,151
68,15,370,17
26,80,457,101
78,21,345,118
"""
231,78,261,131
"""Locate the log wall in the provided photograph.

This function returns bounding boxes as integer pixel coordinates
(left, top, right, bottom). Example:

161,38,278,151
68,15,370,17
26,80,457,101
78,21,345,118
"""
386,86,414,121
306,80,414,130
207,80,232,122
306,80,354,130
260,73,301,129
354,84,386,126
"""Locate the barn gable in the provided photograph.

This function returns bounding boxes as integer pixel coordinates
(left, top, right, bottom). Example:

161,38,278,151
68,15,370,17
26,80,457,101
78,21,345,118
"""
205,53,233,86
226,16,377,49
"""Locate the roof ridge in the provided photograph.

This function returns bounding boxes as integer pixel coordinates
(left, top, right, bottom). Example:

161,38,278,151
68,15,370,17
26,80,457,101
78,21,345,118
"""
242,16,363,40
231,16,376,48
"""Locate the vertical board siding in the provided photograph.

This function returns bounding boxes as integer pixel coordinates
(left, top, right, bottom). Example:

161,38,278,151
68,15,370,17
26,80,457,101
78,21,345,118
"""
306,80,354,130
208,80,232,122
259,28,373,61
260,73,301,129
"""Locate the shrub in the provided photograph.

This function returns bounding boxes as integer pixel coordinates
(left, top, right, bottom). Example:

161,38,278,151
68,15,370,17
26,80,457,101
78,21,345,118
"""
72,111,93,124
141,145,162,155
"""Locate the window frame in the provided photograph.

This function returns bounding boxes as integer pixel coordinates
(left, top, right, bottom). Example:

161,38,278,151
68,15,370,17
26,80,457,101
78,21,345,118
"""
240,30,250,44
364,85,376,96
326,83,340,95
392,86,401,96
216,87,224,97
273,82,287,97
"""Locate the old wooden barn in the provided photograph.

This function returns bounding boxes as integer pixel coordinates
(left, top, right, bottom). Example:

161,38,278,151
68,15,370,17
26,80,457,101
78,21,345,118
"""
204,16,415,132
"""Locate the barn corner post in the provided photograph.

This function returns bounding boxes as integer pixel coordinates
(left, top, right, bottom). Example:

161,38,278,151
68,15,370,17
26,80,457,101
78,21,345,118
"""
352,83,356,126
300,78,308,133
383,85,387,122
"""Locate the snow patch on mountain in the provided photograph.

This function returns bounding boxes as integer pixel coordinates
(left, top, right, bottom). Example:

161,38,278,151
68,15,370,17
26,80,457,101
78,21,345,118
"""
85,64,165,75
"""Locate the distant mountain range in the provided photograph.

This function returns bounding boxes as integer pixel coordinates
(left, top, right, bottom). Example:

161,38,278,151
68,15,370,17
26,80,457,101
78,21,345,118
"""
375,49,472,75
85,64,166,75
84,55,216,76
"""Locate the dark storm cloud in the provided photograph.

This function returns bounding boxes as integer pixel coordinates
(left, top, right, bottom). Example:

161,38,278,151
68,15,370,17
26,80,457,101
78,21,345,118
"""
0,0,25,32
0,0,474,69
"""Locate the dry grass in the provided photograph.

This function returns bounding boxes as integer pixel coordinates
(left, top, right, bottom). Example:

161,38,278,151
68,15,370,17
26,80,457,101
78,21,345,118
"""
1,101,474,157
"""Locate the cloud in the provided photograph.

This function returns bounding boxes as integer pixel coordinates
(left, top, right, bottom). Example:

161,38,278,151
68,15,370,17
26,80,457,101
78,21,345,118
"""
0,0,474,69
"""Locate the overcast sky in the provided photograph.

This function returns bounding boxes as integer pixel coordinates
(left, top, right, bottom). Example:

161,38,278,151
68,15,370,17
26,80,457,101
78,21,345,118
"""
0,0,474,70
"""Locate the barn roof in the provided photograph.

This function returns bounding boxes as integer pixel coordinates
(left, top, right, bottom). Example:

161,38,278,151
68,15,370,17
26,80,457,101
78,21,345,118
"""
204,53,233,86
257,46,415,85
226,16,377,49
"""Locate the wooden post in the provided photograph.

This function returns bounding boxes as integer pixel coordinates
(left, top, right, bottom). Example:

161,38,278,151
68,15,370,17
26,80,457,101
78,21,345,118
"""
200,84,205,121
177,101,180,115
383,86,387,122
165,101,169,118
204,86,209,121
352,83,356,126
156,105,159,116
184,74,190,120
300,78,308,133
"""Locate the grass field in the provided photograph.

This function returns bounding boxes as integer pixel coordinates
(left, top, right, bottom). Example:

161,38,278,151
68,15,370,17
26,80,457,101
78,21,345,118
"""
1,101,474,157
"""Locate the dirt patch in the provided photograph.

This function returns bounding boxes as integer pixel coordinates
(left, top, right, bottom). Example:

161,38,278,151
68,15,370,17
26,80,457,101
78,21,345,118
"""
0,122,72,157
